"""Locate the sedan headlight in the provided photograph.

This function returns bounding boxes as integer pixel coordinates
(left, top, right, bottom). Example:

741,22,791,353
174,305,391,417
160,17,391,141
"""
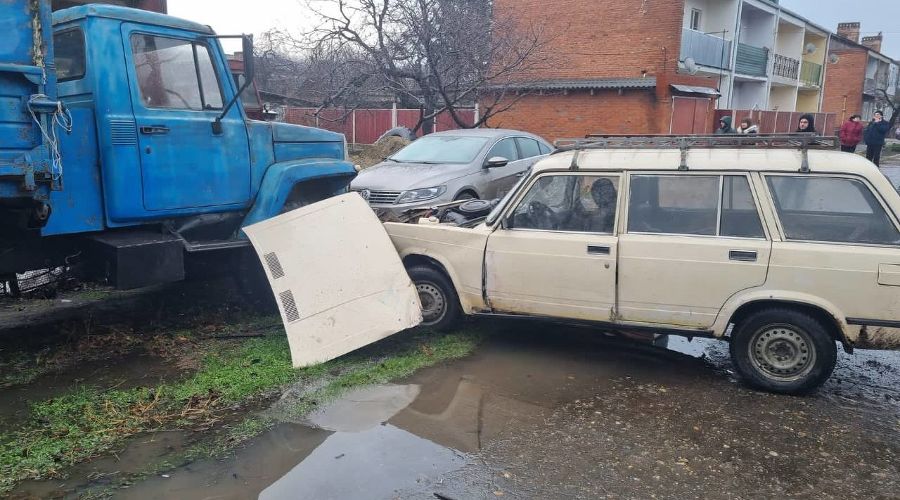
396,186,447,204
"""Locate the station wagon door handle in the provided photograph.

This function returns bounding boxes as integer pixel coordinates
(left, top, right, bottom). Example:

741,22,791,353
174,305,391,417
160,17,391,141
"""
587,245,610,255
139,125,170,135
729,250,757,262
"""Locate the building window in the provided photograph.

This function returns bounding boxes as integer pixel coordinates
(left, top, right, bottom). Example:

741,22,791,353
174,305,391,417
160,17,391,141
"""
690,9,702,31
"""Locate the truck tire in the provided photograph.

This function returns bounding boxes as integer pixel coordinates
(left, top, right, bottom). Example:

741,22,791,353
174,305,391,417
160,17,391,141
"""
407,265,462,332
729,308,837,394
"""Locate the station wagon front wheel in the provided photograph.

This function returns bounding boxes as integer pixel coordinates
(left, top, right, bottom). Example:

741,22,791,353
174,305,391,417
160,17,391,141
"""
407,265,462,332
729,308,837,395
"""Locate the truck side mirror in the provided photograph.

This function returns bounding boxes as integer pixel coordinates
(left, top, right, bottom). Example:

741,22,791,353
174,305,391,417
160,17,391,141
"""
210,34,255,134
242,35,255,84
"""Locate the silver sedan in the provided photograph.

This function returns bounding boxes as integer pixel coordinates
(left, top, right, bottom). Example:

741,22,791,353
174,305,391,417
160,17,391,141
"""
350,129,553,217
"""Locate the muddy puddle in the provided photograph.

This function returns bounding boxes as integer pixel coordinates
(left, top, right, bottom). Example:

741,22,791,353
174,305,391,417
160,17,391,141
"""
12,323,900,499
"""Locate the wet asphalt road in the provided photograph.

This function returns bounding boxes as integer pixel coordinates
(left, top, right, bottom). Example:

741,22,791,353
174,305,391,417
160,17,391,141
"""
98,322,900,500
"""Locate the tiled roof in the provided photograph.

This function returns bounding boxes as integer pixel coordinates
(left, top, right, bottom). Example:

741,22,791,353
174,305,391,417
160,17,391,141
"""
500,78,657,90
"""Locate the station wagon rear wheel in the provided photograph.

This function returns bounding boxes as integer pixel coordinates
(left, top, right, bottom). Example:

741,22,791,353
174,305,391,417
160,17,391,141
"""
729,308,837,395
407,265,462,332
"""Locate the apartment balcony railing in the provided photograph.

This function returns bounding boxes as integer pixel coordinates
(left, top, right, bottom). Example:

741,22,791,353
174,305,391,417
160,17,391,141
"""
735,43,769,77
680,28,732,70
800,60,823,87
772,54,799,80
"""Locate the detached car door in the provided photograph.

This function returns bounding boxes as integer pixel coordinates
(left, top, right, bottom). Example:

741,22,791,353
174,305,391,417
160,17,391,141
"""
485,172,620,321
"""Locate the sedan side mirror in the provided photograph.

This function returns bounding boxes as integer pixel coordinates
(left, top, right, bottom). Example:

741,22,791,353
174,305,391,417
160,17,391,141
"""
485,156,510,168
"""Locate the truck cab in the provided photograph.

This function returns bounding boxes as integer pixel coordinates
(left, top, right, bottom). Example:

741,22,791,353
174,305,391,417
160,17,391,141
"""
1,3,355,288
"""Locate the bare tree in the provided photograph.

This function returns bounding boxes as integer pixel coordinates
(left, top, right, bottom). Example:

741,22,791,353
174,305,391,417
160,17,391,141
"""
278,0,553,133
876,88,899,131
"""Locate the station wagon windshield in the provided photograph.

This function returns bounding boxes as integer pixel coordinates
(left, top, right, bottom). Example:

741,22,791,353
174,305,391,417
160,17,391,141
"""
389,136,489,164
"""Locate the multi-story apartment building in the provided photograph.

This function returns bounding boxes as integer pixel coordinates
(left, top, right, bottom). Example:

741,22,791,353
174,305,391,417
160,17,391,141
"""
679,0,830,112
822,25,898,122
490,0,847,140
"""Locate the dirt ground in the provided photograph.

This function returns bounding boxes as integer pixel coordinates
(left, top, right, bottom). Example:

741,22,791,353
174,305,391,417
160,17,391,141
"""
349,136,411,169
2,280,899,499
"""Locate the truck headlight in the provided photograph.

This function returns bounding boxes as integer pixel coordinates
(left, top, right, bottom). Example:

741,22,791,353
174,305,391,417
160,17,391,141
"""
396,186,447,204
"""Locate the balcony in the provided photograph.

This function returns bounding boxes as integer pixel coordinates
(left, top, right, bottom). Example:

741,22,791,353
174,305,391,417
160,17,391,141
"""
800,61,823,87
735,43,769,77
680,28,732,70
772,54,799,80
864,78,876,95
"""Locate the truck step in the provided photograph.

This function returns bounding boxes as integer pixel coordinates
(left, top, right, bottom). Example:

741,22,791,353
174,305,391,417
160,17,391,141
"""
84,231,184,290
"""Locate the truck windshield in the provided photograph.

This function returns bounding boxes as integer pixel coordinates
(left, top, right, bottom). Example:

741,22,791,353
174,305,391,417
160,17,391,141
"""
389,136,488,164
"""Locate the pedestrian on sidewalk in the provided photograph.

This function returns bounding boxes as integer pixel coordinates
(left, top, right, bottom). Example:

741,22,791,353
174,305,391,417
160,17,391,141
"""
865,110,891,167
715,116,735,134
796,114,816,134
737,118,758,134
839,115,863,153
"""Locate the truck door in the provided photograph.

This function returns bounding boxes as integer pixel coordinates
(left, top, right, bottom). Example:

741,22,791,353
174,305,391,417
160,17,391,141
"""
122,25,251,211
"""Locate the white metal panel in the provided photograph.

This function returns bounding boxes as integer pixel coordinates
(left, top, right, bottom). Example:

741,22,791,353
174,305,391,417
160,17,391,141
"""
244,193,422,367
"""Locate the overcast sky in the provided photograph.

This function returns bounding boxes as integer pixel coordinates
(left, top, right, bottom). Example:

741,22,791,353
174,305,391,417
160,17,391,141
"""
168,0,899,58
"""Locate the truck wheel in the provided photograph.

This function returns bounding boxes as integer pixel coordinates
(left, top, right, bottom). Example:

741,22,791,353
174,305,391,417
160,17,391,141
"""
407,265,462,332
729,308,837,394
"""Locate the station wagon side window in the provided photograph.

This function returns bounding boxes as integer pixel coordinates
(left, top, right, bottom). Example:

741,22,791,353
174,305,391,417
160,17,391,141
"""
766,175,900,245
131,34,223,111
628,174,765,238
54,28,86,82
508,174,619,233
486,138,520,163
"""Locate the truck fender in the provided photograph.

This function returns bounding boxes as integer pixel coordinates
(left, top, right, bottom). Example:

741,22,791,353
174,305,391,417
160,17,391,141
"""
239,159,356,233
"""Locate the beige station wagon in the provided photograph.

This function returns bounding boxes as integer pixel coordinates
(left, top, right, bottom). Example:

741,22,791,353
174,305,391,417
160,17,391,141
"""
385,135,900,394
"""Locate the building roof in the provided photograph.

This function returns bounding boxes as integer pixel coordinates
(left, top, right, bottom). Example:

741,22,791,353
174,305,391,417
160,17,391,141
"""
670,84,720,97
501,78,657,91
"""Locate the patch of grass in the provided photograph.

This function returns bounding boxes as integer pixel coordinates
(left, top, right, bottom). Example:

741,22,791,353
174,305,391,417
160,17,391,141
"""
0,328,480,494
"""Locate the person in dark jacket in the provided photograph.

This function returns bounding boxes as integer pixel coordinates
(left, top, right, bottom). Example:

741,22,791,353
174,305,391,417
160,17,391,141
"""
839,115,864,153
865,111,891,167
796,114,816,134
715,116,735,134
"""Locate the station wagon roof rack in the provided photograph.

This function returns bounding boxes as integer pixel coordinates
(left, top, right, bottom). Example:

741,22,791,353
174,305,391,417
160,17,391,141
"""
552,134,840,172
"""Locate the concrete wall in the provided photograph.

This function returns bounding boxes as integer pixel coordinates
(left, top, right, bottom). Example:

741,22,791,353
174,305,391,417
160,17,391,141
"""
732,80,767,109
775,21,804,60
739,5,775,48
682,0,739,40
796,89,820,112
769,85,797,110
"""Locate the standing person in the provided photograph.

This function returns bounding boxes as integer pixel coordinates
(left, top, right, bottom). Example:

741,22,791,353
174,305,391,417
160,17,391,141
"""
839,115,864,153
736,118,758,134
796,114,816,134
715,116,735,134
864,110,891,167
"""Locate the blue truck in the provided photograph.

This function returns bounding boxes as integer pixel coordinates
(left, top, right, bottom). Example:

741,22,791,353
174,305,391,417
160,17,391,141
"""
0,1,356,290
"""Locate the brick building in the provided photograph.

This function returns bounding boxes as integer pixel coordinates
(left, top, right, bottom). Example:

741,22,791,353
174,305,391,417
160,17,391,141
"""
489,0,720,140
489,0,845,141
822,23,898,123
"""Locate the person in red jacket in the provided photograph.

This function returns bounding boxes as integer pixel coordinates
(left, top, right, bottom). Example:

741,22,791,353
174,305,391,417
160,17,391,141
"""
839,115,863,153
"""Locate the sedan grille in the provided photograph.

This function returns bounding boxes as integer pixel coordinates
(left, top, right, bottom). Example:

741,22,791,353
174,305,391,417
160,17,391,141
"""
362,190,402,205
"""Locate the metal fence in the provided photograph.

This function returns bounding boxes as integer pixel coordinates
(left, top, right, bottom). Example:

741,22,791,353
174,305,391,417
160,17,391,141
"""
800,61,823,87
282,106,479,144
773,54,800,80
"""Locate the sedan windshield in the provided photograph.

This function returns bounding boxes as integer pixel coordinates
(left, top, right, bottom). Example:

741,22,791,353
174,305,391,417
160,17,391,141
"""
390,136,489,164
